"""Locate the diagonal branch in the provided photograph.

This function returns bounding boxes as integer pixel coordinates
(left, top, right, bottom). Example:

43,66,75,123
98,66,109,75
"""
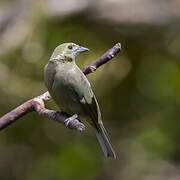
0,43,121,131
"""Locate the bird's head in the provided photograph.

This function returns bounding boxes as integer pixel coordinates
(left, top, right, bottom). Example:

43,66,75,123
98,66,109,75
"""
50,43,89,62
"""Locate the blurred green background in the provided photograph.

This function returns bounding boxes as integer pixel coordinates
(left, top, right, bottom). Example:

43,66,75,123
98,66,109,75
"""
1,0,180,179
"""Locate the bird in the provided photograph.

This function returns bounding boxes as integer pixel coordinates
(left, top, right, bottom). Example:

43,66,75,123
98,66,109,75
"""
44,43,116,158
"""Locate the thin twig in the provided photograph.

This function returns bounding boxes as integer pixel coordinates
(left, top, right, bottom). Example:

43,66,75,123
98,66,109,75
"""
82,43,121,74
0,43,121,131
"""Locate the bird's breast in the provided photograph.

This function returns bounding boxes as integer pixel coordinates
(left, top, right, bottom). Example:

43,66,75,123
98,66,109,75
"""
49,65,86,115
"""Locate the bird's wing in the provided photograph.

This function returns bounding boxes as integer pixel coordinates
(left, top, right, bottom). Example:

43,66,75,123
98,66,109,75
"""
73,68,102,130
74,70,116,158
81,89,102,130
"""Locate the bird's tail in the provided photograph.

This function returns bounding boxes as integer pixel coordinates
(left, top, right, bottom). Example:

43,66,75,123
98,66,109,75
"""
95,124,116,159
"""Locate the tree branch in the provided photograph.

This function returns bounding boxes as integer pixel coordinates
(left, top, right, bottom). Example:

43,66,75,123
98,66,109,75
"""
0,43,121,131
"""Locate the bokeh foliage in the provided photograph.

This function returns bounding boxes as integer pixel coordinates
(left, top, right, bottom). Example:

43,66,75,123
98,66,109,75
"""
1,1,180,179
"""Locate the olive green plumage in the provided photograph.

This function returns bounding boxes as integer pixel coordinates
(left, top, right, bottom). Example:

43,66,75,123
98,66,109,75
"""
44,43,116,158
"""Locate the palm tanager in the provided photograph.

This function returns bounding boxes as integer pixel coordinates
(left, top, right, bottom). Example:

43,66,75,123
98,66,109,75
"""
44,43,116,158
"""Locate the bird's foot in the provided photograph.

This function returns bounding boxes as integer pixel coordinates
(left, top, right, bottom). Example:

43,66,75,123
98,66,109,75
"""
64,114,85,132
64,114,78,127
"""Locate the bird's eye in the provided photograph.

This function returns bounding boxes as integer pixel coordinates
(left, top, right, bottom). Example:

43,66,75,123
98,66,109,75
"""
68,45,73,50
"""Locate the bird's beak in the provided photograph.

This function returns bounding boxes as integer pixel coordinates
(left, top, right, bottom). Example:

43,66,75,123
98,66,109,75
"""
74,46,89,56
78,46,89,53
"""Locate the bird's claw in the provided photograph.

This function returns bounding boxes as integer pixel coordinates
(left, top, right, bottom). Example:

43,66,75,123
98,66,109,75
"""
64,114,86,131
64,114,78,127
